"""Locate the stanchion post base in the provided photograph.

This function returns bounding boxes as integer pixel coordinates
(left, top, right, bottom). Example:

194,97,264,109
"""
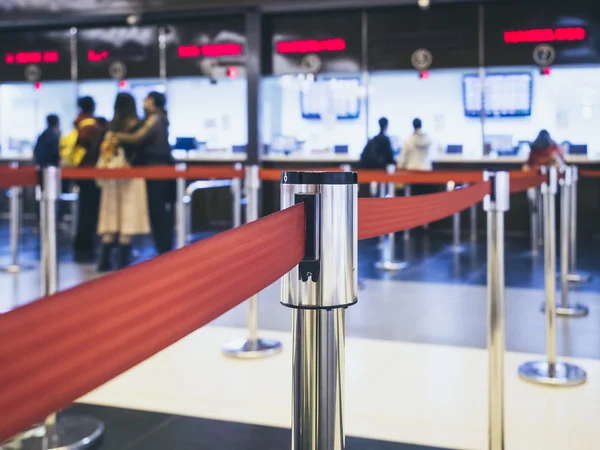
222,338,282,359
567,271,592,284
374,260,408,272
540,303,589,318
0,263,35,274
518,361,587,387
7,416,104,450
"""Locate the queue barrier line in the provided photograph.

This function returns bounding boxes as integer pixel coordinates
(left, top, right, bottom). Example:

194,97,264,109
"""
358,181,491,241
509,174,547,194
0,167,38,189
61,165,243,180
580,169,600,178
0,203,305,443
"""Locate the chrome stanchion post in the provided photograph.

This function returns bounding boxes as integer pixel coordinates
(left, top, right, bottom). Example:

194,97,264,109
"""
377,182,385,248
222,165,282,358
375,166,407,272
470,203,477,242
529,186,539,257
556,166,588,317
175,163,187,249
231,163,242,229
281,171,357,450
1,162,33,273
518,166,586,387
39,167,106,450
404,184,412,240
448,181,462,252
567,166,590,284
484,171,508,450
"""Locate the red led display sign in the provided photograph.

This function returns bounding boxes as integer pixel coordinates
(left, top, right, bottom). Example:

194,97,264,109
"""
4,51,59,65
88,50,109,62
276,38,347,54
177,43,243,58
504,27,586,44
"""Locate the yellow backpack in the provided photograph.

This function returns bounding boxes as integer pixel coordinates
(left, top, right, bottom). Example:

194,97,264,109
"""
59,118,97,167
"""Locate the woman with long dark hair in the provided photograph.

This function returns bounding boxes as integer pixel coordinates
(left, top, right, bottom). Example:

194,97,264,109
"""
113,91,175,254
525,129,565,171
96,93,150,271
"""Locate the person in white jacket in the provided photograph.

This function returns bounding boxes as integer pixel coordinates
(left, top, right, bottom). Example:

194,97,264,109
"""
398,118,433,171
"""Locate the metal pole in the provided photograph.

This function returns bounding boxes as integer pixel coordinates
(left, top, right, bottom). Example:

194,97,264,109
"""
222,165,282,358
375,166,407,272
484,171,508,450
404,184,412,240
529,187,539,257
281,171,357,450
1,162,33,274
470,203,477,242
448,181,462,252
567,166,591,283
175,163,187,250
231,163,243,229
378,183,385,248
556,167,588,317
37,167,106,449
518,166,586,387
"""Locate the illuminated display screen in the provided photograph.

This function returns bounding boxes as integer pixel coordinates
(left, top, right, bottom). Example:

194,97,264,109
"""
88,50,109,62
276,38,346,54
177,43,243,58
5,51,59,65
463,72,533,118
504,27,586,44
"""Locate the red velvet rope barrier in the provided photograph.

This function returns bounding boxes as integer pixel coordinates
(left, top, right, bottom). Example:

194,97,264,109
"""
61,165,243,180
509,174,547,193
0,204,305,443
358,181,490,240
580,170,600,178
0,167,38,189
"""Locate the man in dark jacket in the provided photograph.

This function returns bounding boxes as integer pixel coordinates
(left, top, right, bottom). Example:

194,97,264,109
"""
360,117,396,169
34,115,60,168
73,96,102,263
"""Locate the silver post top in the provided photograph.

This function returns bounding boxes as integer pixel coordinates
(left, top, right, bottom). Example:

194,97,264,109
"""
42,167,61,202
385,164,396,175
559,165,572,187
483,171,509,213
542,166,558,195
281,171,358,186
340,164,352,172
233,162,243,171
571,165,579,183
175,162,187,172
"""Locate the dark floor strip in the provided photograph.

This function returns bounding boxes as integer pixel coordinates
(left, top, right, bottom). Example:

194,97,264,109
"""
65,404,448,450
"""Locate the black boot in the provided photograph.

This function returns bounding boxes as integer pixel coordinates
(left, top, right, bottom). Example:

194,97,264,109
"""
118,244,132,269
97,243,115,272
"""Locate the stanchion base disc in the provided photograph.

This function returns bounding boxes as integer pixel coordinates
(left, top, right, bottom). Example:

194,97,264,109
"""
567,271,592,284
9,416,104,450
222,338,282,359
518,361,587,387
450,245,467,254
556,304,589,318
374,260,409,272
0,263,35,274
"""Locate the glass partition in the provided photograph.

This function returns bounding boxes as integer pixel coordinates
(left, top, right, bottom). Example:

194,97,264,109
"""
368,69,484,160
167,77,247,154
0,81,77,158
483,65,600,160
262,73,367,159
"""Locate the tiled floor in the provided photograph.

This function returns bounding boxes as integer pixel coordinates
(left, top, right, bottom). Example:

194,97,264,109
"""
2,223,600,449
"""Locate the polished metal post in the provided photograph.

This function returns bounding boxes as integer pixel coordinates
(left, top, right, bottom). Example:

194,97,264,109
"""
378,182,386,248
281,171,358,450
231,163,243,229
1,162,33,273
404,184,412,241
375,166,407,272
555,167,588,317
470,203,477,242
448,181,462,252
484,171,508,450
222,165,282,358
518,166,587,387
529,186,539,257
36,167,106,450
175,163,187,249
567,166,591,284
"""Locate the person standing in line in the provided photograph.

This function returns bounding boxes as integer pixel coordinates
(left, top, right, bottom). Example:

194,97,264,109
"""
96,93,150,271
113,91,175,255
398,118,433,171
73,96,102,263
34,115,60,168
360,117,396,169
524,129,565,171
